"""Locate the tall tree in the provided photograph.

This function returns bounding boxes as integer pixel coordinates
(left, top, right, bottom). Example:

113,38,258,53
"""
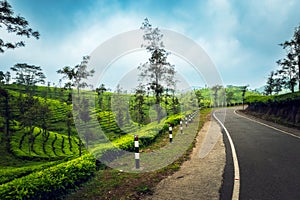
57,56,94,155
264,71,276,95
226,89,234,105
57,56,95,96
170,88,180,114
4,71,10,84
0,88,10,152
57,59,81,152
278,25,300,92
0,71,5,85
0,0,39,53
133,84,147,126
264,71,283,95
0,70,10,85
0,71,11,152
194,89,203,108
96,84,107,110
78,97,91,153
239,86,248,109
72,56,95,94
9,64,45,153
276,54,297,93
112,84,126,129
138,18,176,123
11,63,45,95
211,85,223,107
19,96,41,154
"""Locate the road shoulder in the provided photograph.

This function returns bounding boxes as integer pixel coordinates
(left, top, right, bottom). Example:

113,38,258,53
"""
144,118,226,200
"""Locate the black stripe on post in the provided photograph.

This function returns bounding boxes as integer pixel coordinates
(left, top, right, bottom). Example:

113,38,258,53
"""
134,135,140,169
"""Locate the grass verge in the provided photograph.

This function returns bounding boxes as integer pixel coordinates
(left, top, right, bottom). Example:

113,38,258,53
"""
66,108,212,200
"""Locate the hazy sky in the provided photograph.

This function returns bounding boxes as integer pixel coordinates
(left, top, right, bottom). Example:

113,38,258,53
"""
1,0,300,90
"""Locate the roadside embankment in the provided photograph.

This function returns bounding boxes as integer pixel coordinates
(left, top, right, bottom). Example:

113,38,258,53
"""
245,92,300,129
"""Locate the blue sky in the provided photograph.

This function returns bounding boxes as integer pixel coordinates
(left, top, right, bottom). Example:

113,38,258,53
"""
1,0,300,90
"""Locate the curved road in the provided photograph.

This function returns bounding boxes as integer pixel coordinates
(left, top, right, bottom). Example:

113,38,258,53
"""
215,108,300,200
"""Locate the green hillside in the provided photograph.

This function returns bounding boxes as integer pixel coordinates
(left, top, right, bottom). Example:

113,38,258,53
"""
0,84,204,199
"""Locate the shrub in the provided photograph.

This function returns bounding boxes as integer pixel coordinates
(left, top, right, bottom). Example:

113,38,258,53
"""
0,154,96,200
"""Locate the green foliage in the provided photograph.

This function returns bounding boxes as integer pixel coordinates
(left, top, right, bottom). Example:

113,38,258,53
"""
135,185,153,194
246,92,300,128
0,0,39,53
93,112,188,155
0,154,96,200
0,160,64,185
245,95,273,103
10,124,79,160
245,91,300,104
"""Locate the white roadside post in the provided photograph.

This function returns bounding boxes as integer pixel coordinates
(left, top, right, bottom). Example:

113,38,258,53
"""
169,124,173,143
180,120,183,134
134,135,140,169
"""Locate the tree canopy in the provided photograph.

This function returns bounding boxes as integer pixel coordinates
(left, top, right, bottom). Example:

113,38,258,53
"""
0,0,39,53
138,18,176,122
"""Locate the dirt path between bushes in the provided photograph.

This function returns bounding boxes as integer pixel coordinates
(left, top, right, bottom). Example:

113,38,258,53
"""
144,117,226,200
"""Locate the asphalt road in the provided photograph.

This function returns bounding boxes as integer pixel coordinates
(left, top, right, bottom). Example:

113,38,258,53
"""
215,108,300,200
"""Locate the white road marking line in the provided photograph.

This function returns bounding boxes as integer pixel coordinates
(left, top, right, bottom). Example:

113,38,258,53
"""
213,110,240,200
234,110,300,140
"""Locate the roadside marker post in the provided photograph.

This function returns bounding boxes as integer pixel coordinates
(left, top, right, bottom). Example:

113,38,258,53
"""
169,124,173,143
134,135,140,169
180,125,183,134
180,120,183,134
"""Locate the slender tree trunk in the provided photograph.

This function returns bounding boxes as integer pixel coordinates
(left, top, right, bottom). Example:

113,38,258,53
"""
155,70,162,123
156,91,161,123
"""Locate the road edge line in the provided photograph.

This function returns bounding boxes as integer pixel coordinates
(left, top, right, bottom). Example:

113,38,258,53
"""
213,110,240,200
234,110,300,140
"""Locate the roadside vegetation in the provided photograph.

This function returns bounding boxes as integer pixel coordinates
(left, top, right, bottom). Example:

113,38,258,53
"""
245,92,300,128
